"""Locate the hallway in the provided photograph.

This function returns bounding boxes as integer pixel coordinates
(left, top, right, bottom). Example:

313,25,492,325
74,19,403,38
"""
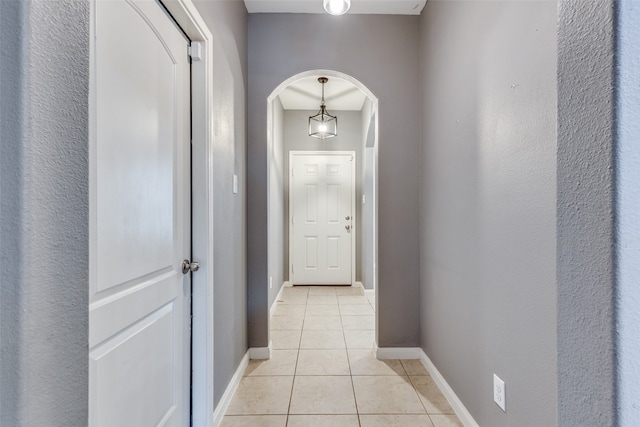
221,286,462,426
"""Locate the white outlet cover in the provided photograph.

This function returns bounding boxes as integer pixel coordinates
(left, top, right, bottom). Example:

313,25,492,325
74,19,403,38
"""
493,374,506,412
233,174,238,194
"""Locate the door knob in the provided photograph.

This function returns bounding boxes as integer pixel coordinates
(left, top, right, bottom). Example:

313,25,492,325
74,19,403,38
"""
346,216,351,220
182,259,200,274
345,225,351,231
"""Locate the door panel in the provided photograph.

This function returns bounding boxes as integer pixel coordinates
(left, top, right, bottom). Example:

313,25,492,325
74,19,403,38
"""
89,0,191,425
291,152,354,285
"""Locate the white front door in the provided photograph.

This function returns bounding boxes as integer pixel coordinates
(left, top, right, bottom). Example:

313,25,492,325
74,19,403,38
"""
89,0,191,425
290,152,355,285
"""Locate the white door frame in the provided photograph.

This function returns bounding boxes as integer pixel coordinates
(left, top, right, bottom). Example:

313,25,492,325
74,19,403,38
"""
289,150,357,286
151,1,215,425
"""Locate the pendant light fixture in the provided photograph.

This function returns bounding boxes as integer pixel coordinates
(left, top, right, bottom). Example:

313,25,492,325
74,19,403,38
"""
323,0,350,15
308,77,337,140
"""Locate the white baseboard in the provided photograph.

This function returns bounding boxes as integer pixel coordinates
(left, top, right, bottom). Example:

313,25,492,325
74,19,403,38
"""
364,288,375,297
374,346,479,427
375,345,422,360
418,350,480,427
211,350,249,427
269,281,289,317
249,342,271,360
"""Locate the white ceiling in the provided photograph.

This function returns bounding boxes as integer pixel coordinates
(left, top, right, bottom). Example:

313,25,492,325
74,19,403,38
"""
278,76,367,111
244,0,426,15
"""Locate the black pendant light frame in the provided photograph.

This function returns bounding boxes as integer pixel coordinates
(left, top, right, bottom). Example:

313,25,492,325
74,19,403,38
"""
308,77,337,140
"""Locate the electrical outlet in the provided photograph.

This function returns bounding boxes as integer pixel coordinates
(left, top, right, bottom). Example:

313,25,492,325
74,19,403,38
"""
269,276,273,289
493,374,506,412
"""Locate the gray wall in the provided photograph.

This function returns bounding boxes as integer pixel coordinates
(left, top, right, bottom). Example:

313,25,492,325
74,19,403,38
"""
192,0,248,407
361,100,375,290
419,2,557,425
617,0,640,424
557,1,618,425
268,97,285,308
248,14,421,348
283,109,363,283
0,0,90,424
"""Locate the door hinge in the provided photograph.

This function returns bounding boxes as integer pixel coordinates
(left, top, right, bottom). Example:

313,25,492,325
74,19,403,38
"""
188,41,203,62
292,216,294,225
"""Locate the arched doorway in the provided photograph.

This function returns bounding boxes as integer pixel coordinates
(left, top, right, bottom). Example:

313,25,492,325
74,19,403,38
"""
265,70,379,349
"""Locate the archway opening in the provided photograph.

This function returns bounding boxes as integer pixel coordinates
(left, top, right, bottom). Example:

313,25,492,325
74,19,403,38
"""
265,69,379,348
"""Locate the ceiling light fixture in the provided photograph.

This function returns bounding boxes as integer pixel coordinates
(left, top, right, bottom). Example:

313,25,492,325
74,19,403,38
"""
323,0,350,15
308,77,337,140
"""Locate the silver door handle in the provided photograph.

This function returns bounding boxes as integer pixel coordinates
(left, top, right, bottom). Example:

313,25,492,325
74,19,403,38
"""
182,259,200,274
345,225,351,231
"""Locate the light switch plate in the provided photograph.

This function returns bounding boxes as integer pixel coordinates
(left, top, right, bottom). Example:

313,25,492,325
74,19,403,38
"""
493,374,506,412
233,174,238,194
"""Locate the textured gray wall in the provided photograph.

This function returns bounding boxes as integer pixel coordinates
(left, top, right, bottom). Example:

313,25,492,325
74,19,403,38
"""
248,14,421,348
193,0,248,407
557,1,617,425
282,110,363,284
419,2,557,425
616,0,640,424
0,0,90,424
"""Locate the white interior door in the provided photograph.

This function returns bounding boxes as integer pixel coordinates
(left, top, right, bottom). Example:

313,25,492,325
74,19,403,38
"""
290,152,355,285
89,0,191,425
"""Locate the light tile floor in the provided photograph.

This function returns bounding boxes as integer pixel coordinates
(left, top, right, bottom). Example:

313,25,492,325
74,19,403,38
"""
222,286,463,427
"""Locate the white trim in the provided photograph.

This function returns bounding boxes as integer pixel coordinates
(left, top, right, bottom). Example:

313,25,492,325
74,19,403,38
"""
249,343,272,360
211,351,250,427
270,282,289,317
364,289,375,297
160,1,215,426
419,350,480,427
376,346,479,427
375,345,422,360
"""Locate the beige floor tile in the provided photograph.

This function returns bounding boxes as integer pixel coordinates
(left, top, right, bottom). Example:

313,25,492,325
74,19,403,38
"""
270,330,301,350
411,376,455,414
289,376,357,414
276,294,308,305
339,304,374,316
429,414,464,427
300,330,345,349
305,304,340,316
344,330,375,349
272,304,306,317
338,295,370,305
352,376,425,414
225,376,293,415
270,315,304,331
335,286,364,296
348,349,406,376
308,286,338,296
296,349,350,375
302,315,343,330
307,295,338,305
244,350,298,376
359,414,435,427
282,287,309,295
401,359,430,376
287,415,359,427
341,315,375,330
220,415,287,427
